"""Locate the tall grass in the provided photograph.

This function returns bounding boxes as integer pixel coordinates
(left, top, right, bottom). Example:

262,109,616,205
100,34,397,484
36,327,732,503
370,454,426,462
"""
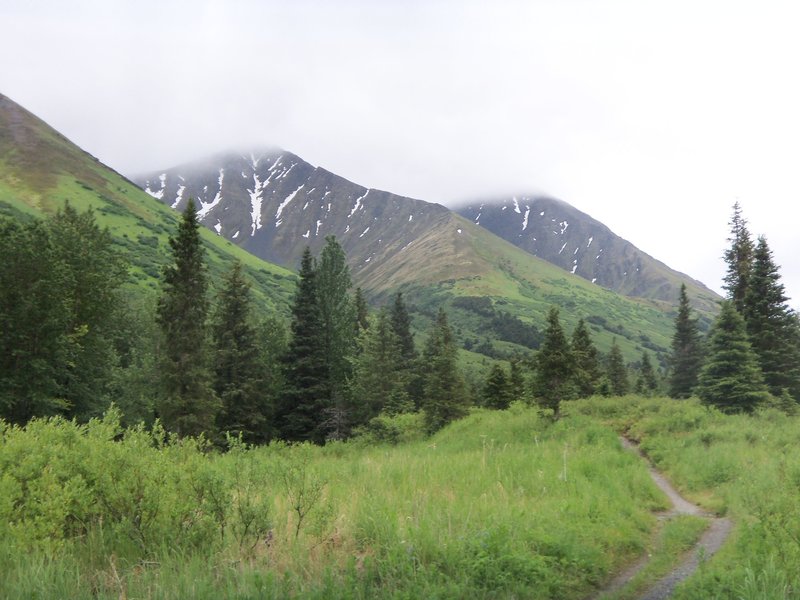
0,404,666,599
571,395,800,599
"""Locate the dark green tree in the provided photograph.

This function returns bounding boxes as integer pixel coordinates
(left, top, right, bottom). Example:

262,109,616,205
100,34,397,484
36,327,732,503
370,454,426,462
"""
636,351,658,396
696,301,770,413
0,218,71,423
509,357,527,403
668,284,704,398
212,261,267,444
109,292,160,427
156,199,219,438
279,247,329,443
606,339,629,396
722,202,755,314
389,292,420,403
421,308,468,432
483,364,513,409
742,236,800,400
354,287,370,333
531,307,574,416
316,236,357,439
570,318,600,397
350,308,411,423
48,204,127,421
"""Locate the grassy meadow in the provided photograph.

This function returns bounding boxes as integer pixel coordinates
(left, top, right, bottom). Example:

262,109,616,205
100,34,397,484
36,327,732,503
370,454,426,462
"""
3,397,800,598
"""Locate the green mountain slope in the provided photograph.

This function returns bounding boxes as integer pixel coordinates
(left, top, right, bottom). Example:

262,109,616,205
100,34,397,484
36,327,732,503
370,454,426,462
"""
456,195,721,314
137,151,708,364
0,93,296,314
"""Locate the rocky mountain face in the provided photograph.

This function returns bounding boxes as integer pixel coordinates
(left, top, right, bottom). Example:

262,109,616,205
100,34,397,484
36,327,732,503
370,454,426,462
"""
134,150,474,294
456,196,719,312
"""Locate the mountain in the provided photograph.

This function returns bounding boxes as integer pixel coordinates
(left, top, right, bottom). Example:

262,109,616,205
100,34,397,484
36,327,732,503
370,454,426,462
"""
455,196,720,313
135,151,714,363
134,149,460,293
0,93,296,313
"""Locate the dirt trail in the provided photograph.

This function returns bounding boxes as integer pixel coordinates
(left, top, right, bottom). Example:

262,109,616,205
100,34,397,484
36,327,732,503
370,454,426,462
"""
592,437,732,600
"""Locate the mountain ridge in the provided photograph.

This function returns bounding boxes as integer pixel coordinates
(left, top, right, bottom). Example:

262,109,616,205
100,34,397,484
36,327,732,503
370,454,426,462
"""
454,194,720,313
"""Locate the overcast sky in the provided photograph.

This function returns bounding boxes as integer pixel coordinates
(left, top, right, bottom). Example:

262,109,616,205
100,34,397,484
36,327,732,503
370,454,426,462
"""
3,0,800,302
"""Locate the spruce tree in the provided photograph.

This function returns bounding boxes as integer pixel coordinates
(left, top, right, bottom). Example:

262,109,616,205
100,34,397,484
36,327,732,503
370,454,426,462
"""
350,308,411,423
508,357,526,403
0,218,71,423
279,247,329,443
723,202,755,314
354,287,370,333
212,261,267,444
483,364,513,409
696,301,769,413
668,284,704,398
570,318,600,397
389,292,420,403
421,308,468,432
47,204,127,421
531,307,574,416
743,236,800,399
606,339,629,396
636,351,658,396
316,236,357,439
156,199,218,437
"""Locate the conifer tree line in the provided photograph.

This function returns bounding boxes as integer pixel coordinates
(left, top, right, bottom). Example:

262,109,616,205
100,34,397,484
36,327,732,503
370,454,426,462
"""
667,202,800,413
5,199,796,437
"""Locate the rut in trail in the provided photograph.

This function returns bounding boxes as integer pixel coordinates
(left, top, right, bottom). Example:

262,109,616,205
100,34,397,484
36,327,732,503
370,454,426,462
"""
591,437,732,600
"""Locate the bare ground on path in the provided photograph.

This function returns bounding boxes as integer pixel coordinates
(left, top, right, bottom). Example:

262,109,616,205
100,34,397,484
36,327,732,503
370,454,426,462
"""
591,437,732,600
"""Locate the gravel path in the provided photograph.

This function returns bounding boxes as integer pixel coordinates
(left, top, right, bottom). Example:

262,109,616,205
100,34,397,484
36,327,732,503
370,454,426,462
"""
592,437,732,600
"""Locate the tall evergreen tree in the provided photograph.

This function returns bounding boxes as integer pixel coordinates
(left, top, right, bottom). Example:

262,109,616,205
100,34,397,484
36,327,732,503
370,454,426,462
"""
723,202,755,314
156,199,218,438
483,364,513,409
668,284,704,398
354,287,370,333
508,357,526,403
743,236,800,399
0,218,71,423
570,318,601,397
636,351,658,396
389,292,420,404
350,308,411,423
531,307,574,416
279,247,329,443
390,292,417,364
606,339,629,396
421,308,468,432
48,204,127,421
212,261,267,444
696,301,769,413
316,236,357,439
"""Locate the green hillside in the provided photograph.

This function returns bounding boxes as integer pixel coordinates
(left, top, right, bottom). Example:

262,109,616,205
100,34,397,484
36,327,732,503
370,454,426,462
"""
383,212,700,364
0,93,296,314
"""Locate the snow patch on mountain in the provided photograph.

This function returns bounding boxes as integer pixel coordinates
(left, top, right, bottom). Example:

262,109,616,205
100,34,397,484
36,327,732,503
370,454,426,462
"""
248,170,268,236
349,189,370,218
275,184,305,227
197,169,224,220
171,184,185,209
145,173,167,200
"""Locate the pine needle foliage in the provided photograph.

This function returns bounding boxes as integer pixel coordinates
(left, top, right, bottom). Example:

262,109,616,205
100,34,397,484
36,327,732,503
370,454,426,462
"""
696,301,770,413
668,284,704,398
156,199,219,438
